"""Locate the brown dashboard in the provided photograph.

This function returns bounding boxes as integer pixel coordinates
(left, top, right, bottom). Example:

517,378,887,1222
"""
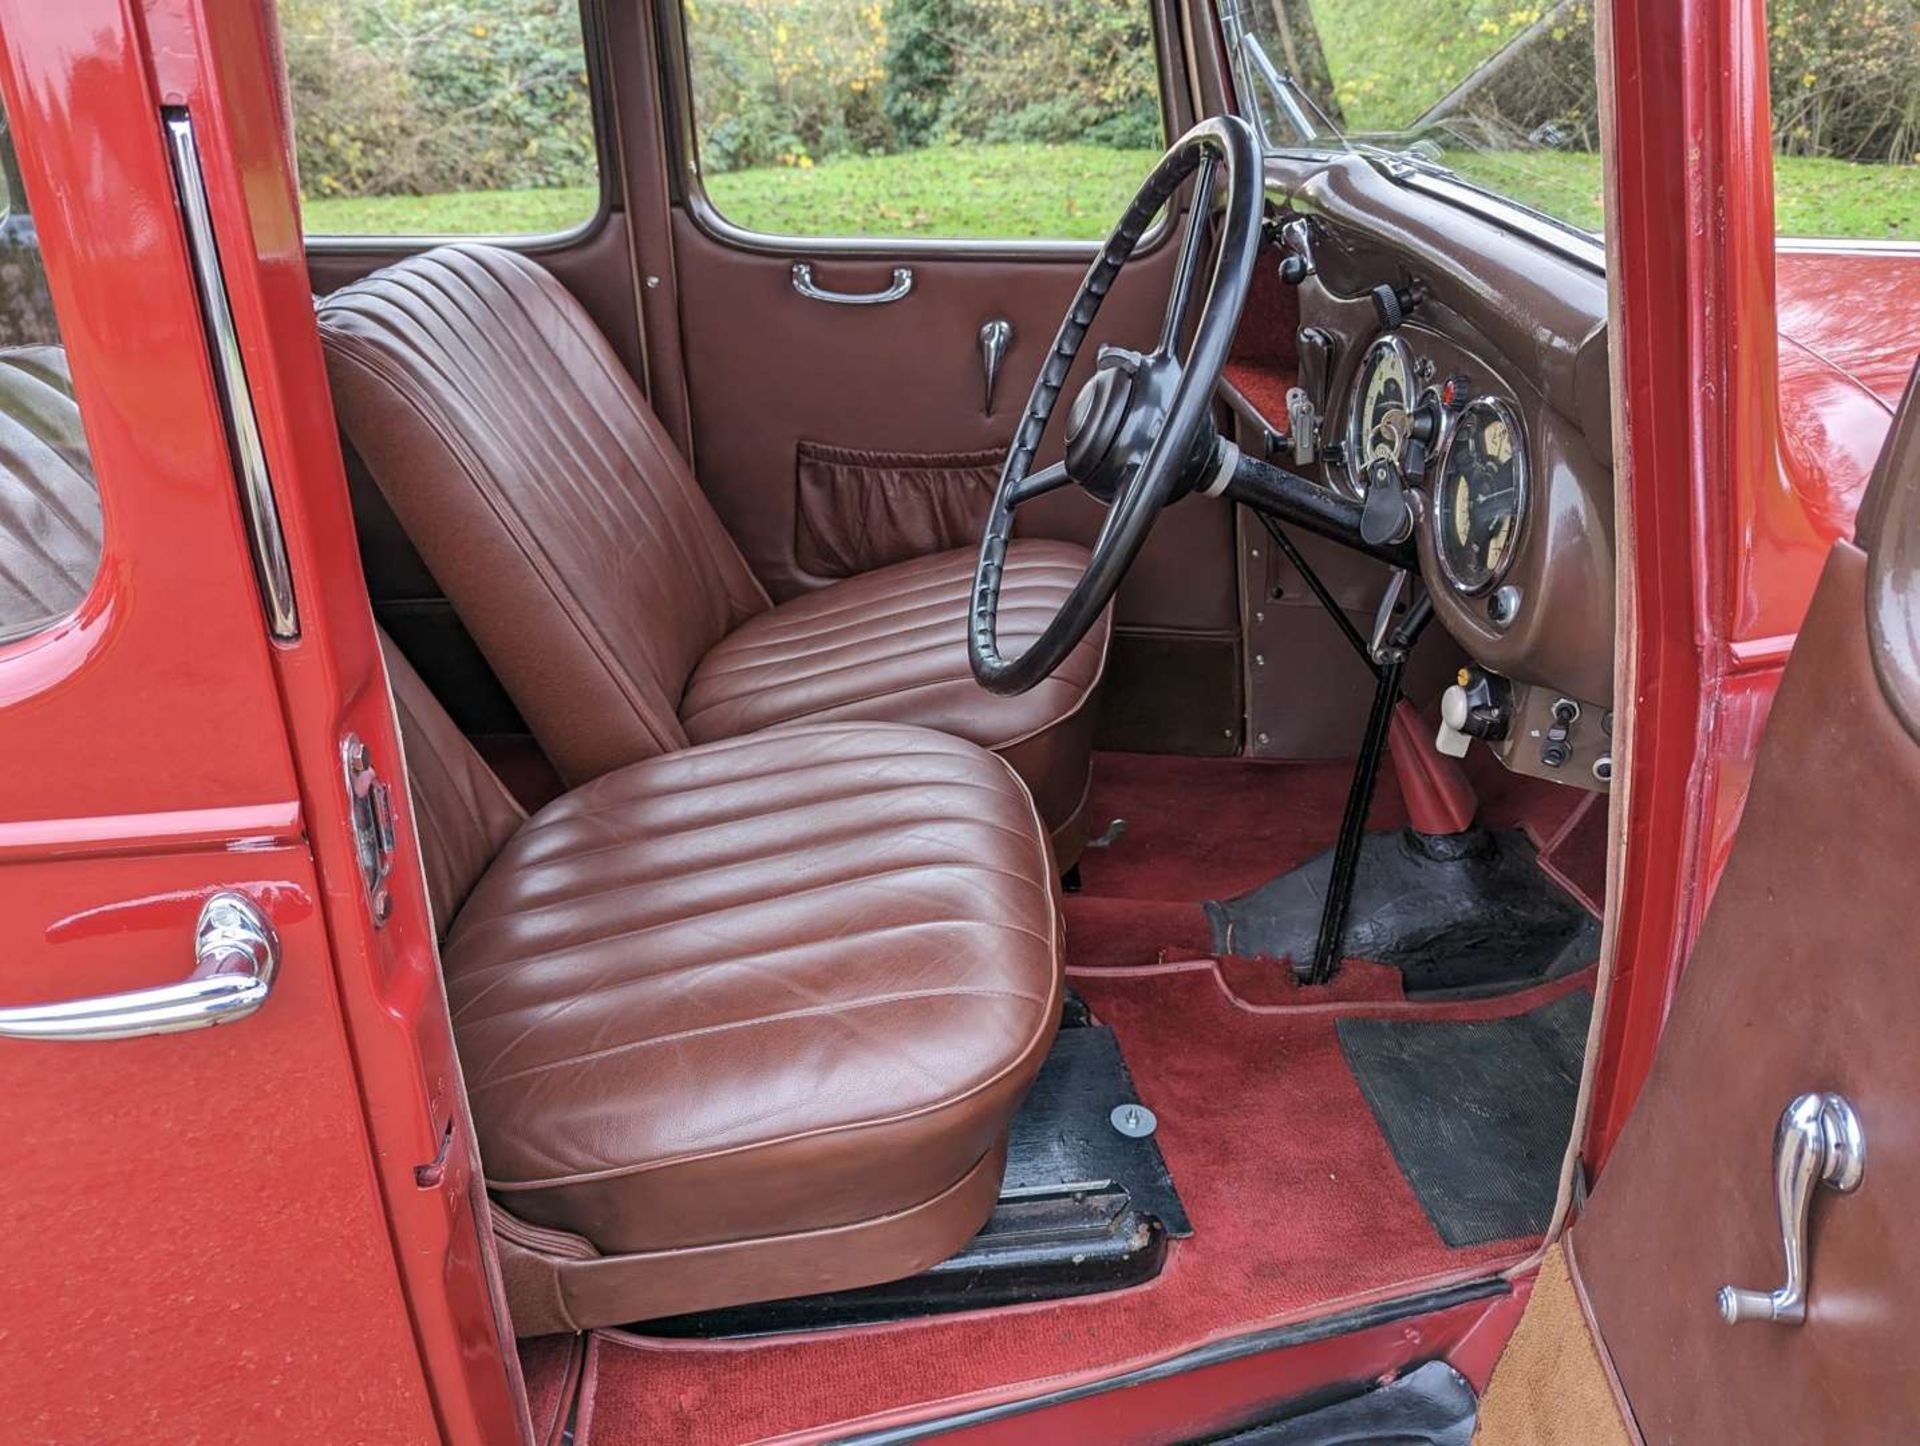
1224,151,1616,791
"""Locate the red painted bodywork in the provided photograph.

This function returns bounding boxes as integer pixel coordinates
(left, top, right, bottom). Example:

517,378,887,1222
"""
0,0,1905,1438
0,0,522,1439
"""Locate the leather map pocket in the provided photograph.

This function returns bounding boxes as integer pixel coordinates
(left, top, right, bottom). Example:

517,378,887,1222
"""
794,440,1002,578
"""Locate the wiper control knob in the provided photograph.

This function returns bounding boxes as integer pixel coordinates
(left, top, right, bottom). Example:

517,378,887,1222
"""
1370,282,1418,331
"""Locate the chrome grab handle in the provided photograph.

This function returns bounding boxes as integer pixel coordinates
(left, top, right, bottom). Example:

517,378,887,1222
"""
980,318,1012,414
1718,1091,1864,1325
790,262,913,306
0,892,279,1042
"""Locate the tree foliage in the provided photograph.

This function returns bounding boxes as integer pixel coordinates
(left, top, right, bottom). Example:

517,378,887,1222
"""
880,0,955,148
684,0,1162,173
280,0,595,199
277,0,1915,201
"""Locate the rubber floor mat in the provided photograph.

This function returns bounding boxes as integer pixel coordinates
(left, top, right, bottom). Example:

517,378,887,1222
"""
1206,828,1600,996
1337,989,1592,1246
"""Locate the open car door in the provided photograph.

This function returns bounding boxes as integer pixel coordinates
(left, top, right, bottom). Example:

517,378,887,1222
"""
1568,359,1920,1436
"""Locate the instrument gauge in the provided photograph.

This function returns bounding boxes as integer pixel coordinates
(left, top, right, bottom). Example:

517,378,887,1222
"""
1342,335,1417,500
1433,397,1528,595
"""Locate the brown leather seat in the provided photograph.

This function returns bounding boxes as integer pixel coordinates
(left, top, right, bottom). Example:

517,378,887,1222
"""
318,244,1110,864
382,636,1063,1334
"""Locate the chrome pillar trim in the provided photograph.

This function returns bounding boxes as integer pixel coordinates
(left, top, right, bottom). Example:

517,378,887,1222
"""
790,262,914,305
0,892,279,1042
1718,1091,1865,1325
162,111,300,640
979,318,1012,414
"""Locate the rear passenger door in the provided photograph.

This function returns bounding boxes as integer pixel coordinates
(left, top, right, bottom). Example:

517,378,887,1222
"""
631,0,1244,744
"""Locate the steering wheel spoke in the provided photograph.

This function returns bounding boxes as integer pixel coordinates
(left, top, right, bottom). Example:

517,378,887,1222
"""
1156,150,1219,359
969,117,1262,697
1005,461,1071,508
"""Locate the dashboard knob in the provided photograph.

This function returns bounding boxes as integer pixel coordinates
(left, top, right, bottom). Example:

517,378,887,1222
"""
1441,668,1512,742
1370,282,1418,331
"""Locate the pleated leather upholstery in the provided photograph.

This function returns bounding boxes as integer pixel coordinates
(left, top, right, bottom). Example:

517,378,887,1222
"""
682,541,1108,752
318,244,770,784
440,721,1063,1260
318,244,1109,852
0,346,99,645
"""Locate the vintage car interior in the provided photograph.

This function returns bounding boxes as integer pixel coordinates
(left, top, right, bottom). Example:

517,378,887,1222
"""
317,37,1623,1426
2,0,1915,1440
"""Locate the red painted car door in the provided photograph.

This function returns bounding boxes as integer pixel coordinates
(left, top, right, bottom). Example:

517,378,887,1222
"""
1569,362,1920,1438
0,3,518,1439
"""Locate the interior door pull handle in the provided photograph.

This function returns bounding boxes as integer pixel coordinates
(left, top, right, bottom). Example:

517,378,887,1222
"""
1718,1091,1864,1325
980,318,1012,414
0,892,279,1043
791,262,912,306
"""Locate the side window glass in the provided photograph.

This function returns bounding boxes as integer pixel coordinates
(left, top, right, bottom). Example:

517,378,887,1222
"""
680,0,1166,241
0,109,101,647
281,0,601,239
1766,2,1916,241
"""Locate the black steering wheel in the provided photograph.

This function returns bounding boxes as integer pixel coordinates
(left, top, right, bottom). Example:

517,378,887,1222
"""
968,115,1264,696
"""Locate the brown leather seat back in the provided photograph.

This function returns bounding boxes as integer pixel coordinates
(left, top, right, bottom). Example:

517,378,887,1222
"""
0,345,99,645
319,245,769,785
378,631,523,930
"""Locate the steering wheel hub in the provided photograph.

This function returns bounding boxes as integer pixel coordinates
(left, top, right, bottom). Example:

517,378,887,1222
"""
1062,356,1136,497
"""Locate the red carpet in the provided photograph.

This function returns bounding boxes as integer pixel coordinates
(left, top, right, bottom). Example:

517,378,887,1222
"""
567,753,1594,1444
578,964,1581,1444
519,1333,583,1446
1068,752,1410,967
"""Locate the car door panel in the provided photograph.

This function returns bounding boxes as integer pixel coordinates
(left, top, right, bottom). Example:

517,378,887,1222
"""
670,212,1240,632
1572,366,1920,1439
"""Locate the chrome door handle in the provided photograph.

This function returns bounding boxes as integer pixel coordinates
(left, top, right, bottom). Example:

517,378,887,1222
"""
0,892,279,1042
980,318,1012,414
1718,1091,1864,1325
791,262,913,305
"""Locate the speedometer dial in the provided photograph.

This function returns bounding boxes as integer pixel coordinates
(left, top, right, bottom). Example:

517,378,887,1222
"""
1343,335,1416,499
1433,398,1527,594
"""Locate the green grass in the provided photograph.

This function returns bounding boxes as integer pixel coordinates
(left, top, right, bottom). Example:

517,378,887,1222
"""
1317,0,1531,133
299,142,1919,245
703,143,1163,240
300,143,1160,242
300,186,600,236
1443,149,1920,240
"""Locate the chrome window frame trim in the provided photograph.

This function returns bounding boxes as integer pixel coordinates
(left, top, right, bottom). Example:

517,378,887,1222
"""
1775,236,1920,256
164,111,300,641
